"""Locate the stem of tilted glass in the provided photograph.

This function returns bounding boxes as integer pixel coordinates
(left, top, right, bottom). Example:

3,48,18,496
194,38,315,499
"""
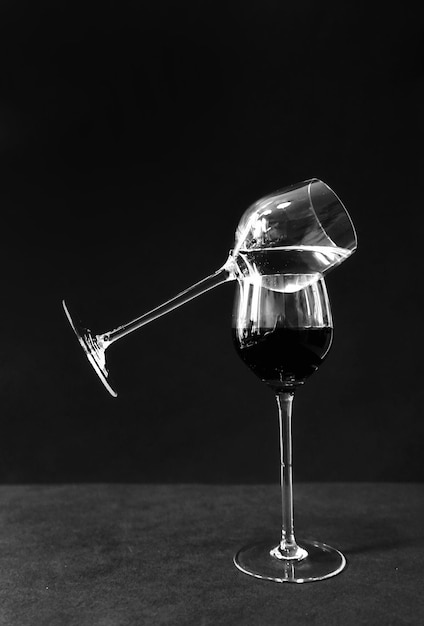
99,257,237,347
271,391,308,561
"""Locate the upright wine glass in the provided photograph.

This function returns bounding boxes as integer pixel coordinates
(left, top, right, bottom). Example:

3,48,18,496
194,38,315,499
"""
232,272,345,583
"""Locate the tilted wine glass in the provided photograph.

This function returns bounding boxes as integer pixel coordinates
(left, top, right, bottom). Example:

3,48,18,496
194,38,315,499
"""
63,178,356,396
232,273,344,583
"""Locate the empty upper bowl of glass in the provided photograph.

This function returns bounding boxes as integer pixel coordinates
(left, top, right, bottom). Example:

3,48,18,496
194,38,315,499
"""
63,178,357,396
233,178,356,291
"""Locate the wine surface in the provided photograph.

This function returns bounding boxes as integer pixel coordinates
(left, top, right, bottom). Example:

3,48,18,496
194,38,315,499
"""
233,326,333,390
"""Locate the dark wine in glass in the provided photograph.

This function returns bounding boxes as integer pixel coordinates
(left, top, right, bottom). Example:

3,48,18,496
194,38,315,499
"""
232,272,346,583
233,326,333,390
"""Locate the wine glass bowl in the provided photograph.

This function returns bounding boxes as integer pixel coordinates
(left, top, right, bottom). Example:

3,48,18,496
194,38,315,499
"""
232,273,333,392
233,178,357,278
232,273,346,582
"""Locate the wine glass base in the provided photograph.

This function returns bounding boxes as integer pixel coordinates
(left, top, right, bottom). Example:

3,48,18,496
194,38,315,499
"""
234,539,346,583
62,300,118,398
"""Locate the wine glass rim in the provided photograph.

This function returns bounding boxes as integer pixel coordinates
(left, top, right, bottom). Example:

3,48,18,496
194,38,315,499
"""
308,178,358,252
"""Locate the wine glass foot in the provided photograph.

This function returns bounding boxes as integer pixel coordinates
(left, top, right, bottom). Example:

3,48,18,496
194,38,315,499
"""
234,539,346,583
62,300,118,398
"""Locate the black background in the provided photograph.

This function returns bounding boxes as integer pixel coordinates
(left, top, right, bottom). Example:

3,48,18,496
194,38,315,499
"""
1,1,423,483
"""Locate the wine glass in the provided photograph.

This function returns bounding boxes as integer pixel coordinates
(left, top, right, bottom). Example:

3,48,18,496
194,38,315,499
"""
63,178,356,397
232,272,346,583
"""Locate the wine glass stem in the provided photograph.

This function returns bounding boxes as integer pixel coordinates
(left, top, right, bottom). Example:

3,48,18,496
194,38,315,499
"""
275,391,306,559
99,255,238,346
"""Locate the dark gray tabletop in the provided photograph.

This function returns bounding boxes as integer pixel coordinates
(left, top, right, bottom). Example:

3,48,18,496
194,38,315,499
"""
0,483,423,625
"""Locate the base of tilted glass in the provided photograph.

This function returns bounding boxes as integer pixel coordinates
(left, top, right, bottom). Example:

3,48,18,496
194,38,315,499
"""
234,539,346,583
62,300,118,398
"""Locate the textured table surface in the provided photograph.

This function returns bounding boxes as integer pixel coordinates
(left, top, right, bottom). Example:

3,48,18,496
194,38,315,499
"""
0,483,423,625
